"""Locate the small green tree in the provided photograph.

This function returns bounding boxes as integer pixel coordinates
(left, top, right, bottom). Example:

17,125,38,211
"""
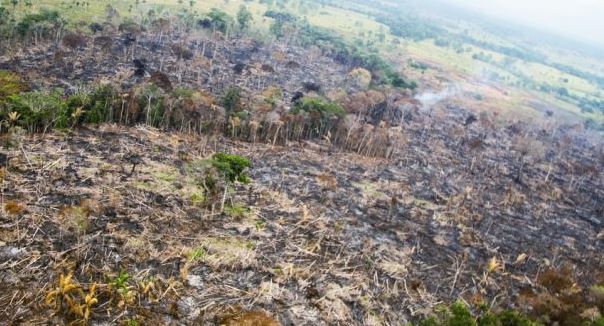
199,152,251,212
16,9,64,44
210,152,251,184
291,97,345,121
138,84,164,127
220,87,242,114
236,5,252,30
207,8,230,34
291,97,344,138
269,20,283,38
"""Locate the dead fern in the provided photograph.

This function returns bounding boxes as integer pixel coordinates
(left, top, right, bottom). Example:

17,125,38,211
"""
4,200,25,215
219,310,281,326
45,273,98,324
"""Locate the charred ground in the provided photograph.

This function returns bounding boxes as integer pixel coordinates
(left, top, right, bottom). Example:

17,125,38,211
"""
0,2,604,326
1,114,603,324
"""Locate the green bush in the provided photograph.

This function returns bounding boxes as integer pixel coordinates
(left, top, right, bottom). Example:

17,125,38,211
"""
137,84,165,127
65,92,91,126
291,97,344,138
417,301,542,326
16,9,64,40
291,97,345,121
189,153,251,208
1,87,118,132
2,87,117,131
0,70,25,102
85,84,116,124
210,152,251,184
221,87,242,115
3,90,69,131
418,301,476,326
206,8,231,34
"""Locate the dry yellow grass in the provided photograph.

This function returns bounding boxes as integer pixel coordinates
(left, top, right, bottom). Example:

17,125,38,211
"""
219,310,281,326
4,200,25,215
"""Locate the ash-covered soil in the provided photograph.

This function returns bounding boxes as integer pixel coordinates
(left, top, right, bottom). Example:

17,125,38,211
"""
1,106,602,324
1,29,348,102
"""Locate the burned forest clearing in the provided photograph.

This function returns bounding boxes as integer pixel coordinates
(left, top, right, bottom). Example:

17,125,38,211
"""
0,0,604,325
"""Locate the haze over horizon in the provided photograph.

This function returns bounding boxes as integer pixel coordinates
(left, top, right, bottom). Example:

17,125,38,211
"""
443,0,604,48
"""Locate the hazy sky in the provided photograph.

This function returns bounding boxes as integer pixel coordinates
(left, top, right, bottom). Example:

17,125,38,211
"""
445,0,604,46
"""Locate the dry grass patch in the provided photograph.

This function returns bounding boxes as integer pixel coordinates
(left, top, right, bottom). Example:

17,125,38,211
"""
4,200,26,215
353,181,390,204
198,237,257,270
376,245,415,279
219,310,281,326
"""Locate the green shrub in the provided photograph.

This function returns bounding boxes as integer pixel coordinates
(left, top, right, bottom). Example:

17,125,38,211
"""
65,92,92,126
183,154,251,209
85,84,116,124
3,90,69,131
387,71,417,89
1,84,119,132
291,97,345,120
210,152,251,184
593,317,604,326
221,87,242,115
417,301,542,326
137,84,165,127
16,9,64,40
290,97,344,138
206,8,232,34
428,301,476,326
2,89,110,131
224,203,250,219
0,70,25,102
